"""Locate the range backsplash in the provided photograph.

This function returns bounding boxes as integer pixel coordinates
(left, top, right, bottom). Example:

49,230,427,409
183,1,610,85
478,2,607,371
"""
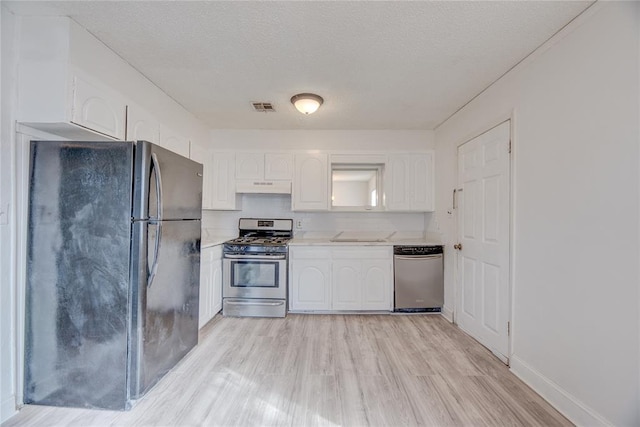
202,194,433,236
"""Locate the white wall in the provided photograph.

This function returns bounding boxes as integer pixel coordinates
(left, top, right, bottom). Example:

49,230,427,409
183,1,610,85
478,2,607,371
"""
434,3,639,426
209,129,433,151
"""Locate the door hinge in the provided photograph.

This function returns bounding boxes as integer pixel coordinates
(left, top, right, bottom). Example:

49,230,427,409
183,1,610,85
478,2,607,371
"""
508,140,512,154
507,321,511,336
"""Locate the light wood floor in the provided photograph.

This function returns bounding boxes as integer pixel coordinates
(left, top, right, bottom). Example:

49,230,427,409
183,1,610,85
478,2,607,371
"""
4,314,571,427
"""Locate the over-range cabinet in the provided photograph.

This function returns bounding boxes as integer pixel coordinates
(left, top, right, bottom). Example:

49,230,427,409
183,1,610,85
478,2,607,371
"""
25,140,203,410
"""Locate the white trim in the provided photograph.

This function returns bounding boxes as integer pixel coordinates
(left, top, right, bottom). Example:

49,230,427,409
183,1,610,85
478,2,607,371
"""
508,109,518,365
453,118,513,364
0,394,16,423
510,355,613,427
440,305,453,323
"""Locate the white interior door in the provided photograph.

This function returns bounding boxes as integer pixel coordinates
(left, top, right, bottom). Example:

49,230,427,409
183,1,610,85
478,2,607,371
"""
456,120,511,363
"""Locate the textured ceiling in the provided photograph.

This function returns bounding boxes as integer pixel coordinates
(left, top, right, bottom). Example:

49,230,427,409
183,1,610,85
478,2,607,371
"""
4,1,593,130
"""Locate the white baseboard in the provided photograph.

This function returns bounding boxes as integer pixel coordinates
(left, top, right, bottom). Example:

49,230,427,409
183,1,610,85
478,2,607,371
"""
440,305,454,323
1,393,17,424
510,355,611,427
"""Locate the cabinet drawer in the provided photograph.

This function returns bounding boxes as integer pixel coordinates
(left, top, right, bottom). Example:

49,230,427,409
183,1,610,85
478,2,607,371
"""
332,247,390,259
290,247,331,260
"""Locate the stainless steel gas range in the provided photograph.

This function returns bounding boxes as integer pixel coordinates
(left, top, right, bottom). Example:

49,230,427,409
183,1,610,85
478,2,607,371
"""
222,218,293,318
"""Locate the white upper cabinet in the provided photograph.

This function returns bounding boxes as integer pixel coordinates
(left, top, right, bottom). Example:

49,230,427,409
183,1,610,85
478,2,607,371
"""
236,153,294,180
265,153,294,180
386,152,435,212
212,152,242,210
236,153,265,180
126,103,159,144
17,18,126,140
235,152,294,193
189,143,213,210
17,17,206,148
71,75,127,140
190,148,241,211
293,153,329,211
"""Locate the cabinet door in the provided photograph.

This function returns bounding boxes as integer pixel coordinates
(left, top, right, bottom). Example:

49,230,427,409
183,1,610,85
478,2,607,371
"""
361,260,392,310
126,104,159,144
290,258,331,311
211,246,223,315
211,152,240,210
293,153,329,211
410,152,434,212
199,248,213,329
386,155,411,211
386,153,435,212
236,153,264,180
332,261,361,310
71,75,126,140
190,144,213,209
265,153,294,180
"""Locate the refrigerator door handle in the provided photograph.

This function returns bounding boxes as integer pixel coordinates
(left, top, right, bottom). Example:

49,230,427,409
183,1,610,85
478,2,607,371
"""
151,152,164,220
148,221,163,288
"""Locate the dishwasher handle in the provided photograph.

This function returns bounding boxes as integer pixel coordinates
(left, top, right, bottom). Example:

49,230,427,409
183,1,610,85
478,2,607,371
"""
394,254,443,261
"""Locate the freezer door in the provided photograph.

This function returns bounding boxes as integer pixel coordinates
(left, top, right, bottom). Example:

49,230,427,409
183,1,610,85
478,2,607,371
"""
129,219,201,398
132,141,203,221
25,140,134,410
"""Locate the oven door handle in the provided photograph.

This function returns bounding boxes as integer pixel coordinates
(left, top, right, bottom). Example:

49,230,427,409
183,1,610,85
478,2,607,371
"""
224,254,287,260
225,300,285,307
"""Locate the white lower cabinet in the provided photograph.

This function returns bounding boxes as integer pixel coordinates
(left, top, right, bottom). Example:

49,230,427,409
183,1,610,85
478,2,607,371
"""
289,246,392,312
290,248,331,310
332,261,361,310
199,245,223,328
361,260,391,310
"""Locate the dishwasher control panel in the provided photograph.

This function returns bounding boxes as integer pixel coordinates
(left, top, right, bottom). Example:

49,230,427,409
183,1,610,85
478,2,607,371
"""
393,245,443,256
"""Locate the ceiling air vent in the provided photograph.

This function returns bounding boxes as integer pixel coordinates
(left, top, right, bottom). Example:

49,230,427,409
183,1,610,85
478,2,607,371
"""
251,102,275,112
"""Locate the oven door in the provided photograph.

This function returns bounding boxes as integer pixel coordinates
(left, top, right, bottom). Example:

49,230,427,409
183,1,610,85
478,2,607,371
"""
223,254,287,299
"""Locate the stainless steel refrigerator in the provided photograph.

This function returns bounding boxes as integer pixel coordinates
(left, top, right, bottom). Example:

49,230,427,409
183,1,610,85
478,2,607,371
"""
25,140,203,410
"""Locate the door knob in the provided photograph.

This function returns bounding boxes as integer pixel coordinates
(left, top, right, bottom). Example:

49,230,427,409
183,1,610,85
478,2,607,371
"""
453,243,462,251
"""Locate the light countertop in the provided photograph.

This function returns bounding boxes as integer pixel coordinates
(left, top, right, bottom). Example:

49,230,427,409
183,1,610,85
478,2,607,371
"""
289,231,443,247
201,229,443,248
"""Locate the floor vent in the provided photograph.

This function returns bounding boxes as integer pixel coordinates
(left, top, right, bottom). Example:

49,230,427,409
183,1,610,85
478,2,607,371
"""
252,102,275,112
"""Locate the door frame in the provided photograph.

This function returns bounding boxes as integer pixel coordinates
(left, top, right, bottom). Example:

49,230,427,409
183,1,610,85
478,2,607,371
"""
453,114,516,365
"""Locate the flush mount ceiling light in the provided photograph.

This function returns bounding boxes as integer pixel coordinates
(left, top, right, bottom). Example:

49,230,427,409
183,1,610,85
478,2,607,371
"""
290,93,324,115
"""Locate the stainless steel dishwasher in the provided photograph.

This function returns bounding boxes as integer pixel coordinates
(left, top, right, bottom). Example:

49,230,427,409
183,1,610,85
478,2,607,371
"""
393,245,444,312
